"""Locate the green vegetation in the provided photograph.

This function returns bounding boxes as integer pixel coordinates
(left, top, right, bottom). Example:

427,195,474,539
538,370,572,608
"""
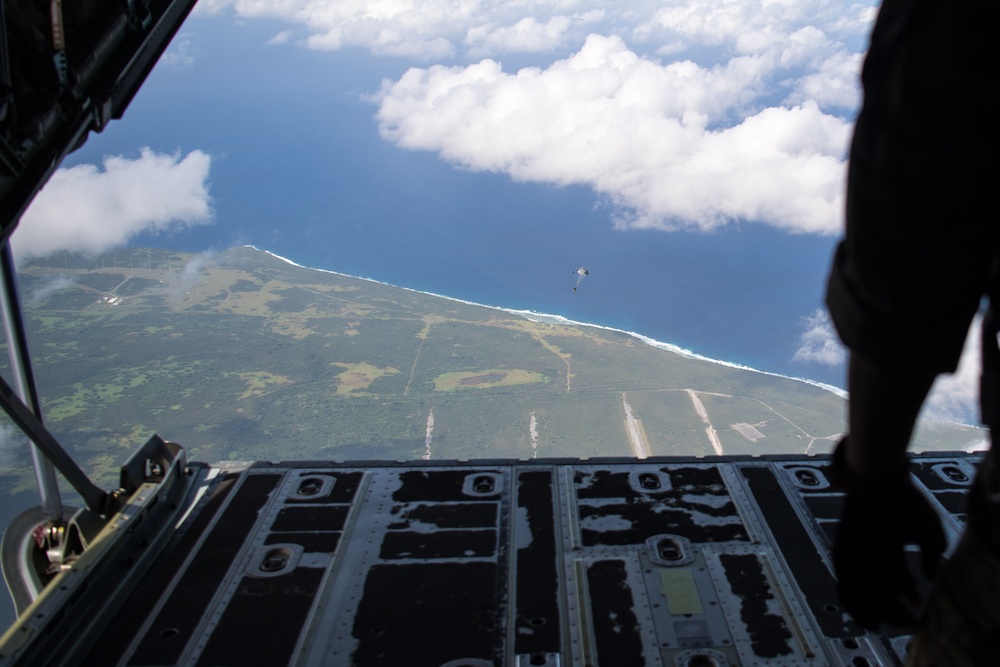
0,246,982,493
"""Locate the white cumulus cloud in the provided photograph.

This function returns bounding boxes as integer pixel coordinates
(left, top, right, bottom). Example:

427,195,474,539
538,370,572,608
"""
923,315,982,425
792,309,982,424
14,149,213,260
180,250,218,284
464,16,576,58
161,32,201,68
199,0,875,70
28,275,77,303
641,0,873,54
198,0,610,58
374,34,851,232
792,308,845,366
191,0,873,233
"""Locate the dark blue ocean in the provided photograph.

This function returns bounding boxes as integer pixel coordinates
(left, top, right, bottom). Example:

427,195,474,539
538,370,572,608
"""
60,14,846,390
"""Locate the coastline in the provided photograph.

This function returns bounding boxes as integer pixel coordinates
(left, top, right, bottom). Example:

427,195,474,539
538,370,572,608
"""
253,245,849,399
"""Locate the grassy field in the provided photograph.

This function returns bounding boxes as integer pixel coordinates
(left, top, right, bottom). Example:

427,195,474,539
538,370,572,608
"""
0,246,983,492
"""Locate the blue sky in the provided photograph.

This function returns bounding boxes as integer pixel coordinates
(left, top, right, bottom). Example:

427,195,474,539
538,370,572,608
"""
11,0,983,423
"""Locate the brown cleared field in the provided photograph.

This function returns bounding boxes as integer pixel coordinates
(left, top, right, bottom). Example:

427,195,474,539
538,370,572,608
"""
432,369,548,392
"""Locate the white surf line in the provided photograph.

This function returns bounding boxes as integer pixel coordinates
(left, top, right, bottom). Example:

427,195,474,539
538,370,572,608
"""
529,411,539,459
622,393,650,459
256,246,848,398
686,389,724,456
509,306,848,397
423,409,434,460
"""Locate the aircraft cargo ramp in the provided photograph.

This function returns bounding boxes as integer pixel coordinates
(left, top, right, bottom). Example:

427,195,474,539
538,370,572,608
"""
0,452,978,667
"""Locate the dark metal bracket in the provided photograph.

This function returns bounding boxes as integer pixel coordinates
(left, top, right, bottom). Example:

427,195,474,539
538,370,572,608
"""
0,373,110,516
